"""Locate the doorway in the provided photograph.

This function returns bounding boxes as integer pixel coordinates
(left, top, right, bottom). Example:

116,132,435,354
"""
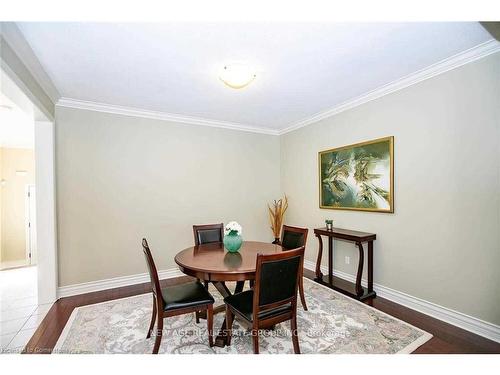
1,67,56,351
0,111,36,271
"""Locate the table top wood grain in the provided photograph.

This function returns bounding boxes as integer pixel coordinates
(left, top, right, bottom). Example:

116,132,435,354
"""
175,241,283,281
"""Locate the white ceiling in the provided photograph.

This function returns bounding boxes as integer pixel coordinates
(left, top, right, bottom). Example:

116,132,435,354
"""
16,22,492,131
0,69,35,149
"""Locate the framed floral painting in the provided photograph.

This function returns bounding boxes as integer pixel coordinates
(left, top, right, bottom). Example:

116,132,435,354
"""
319,136,394,213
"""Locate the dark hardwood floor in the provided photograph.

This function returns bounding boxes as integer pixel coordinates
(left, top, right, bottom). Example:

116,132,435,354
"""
23,269,500,354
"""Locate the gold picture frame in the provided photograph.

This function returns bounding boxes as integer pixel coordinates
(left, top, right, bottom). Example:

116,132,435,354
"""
318,136,394,213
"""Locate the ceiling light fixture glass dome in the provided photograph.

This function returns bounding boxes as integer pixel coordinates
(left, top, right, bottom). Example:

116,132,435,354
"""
219,63,256,89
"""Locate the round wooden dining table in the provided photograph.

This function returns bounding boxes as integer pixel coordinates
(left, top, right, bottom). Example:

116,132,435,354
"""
175,241,283,347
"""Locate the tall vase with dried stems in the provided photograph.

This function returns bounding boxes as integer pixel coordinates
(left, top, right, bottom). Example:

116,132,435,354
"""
268,196,288,244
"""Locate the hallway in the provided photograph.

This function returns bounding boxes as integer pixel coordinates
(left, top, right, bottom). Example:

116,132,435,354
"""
0,266,52,352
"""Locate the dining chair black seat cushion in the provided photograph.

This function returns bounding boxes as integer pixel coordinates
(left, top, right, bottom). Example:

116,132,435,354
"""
224,290,292,322
281,231,305,250
161,281,214,312
197,229,223,245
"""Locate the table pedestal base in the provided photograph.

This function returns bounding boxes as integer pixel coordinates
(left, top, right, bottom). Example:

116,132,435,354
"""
212,280,245,348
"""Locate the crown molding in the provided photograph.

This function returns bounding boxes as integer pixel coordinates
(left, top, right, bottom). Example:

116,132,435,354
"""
1,22,61,104
55,39,500,137
56,97,280,136
279,39,500,135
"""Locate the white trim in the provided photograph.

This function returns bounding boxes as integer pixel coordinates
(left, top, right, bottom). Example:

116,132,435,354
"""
35,120,58,305
1,58,54,122
1,22,60,103
57,268,185,298
51,41,500,136
56,98,280,136
58,261,500,343
279,39,500,135
303,260,500,343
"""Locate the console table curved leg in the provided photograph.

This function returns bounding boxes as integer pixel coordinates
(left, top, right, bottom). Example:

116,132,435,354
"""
368,241,373,294
355,242,364,296
314,234,324,281
313,228,376,301
328,236,333,284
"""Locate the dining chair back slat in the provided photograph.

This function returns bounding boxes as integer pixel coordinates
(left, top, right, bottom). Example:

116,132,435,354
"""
193,223,224,246
280,225,308,250
224,246,305,354
279,225,309,310
141,238,215,353
256,252,302,307
141,239,163,302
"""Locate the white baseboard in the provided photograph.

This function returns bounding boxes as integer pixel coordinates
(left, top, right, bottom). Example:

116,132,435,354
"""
303,260,500,343
57,268,184,298
58,262,500,344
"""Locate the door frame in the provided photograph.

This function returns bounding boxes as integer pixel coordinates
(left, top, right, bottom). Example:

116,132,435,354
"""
35,120,58,304
1,30,58,304
25,184,37,265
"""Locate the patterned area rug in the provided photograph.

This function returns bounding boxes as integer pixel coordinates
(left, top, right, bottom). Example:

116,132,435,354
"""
54,278,431,354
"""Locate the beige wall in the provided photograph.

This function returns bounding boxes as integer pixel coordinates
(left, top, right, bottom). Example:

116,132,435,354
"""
54,53,499,327
55,107,281,286
281,53,500,325
0,147,35,262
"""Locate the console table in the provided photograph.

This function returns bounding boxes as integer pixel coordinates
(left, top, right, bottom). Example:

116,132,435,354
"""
314,227,376,301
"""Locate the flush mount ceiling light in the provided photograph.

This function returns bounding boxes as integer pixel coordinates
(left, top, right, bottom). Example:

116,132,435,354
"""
219,63,256,89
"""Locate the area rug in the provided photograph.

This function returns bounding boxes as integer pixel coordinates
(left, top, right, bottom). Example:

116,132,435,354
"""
53,278,432,354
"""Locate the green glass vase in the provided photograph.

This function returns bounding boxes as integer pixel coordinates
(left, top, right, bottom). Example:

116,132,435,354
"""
223,232,242,253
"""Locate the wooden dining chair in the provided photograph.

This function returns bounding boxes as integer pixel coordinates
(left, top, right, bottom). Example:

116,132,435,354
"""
279,225,309,311
224,246,305,354
192,223,224,322
141,238,215,353
193,223,224,247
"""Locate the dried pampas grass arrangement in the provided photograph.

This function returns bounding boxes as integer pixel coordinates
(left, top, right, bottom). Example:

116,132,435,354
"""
268,196,288,241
